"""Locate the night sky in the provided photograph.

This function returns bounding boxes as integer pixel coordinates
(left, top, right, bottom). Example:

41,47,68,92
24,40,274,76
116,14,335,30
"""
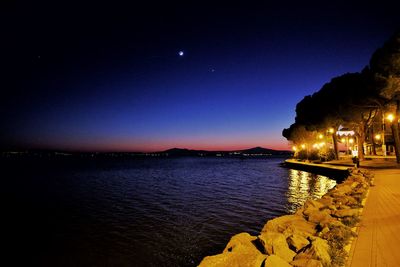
2,1,400,152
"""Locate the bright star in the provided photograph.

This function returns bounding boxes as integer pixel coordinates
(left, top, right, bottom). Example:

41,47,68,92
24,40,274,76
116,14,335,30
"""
178,51,184,56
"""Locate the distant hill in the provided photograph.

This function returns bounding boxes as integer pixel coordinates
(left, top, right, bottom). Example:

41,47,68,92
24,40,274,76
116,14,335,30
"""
239,146,280,154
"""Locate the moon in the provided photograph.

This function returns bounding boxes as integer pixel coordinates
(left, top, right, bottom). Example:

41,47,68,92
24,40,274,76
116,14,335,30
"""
178,51,184,56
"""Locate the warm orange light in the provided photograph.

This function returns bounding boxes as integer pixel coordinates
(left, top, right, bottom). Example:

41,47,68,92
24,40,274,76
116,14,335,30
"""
292,146,297,151
318,134,324,139
387,113,394,123
319,142,325,146
301,144,306,149
341,138,346,143
349,138,354,144
375,134,381,140
328,128,335,134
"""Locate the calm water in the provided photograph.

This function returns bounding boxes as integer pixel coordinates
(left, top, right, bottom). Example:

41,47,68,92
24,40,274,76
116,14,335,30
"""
3,157,336,266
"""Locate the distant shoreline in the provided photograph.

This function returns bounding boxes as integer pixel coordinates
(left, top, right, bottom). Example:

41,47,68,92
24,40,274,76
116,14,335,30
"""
1,147,292,159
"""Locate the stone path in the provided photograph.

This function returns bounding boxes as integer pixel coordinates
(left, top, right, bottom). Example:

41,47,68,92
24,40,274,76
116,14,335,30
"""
347,169,400,267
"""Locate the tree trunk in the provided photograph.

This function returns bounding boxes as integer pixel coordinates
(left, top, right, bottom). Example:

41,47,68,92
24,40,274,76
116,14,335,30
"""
357,122,365,160
391,123,400,163
393,99,400,164
370,127,377,155
332,134,339,160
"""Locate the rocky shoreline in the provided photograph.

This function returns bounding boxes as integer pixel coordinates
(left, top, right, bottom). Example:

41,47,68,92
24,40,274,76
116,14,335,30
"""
198,169,373,267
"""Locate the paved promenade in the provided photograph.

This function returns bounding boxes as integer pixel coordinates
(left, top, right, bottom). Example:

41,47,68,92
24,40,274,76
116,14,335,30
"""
347,168,400,267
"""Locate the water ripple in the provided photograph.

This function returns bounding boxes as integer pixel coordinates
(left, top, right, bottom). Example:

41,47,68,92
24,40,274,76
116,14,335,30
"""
4,157,336,267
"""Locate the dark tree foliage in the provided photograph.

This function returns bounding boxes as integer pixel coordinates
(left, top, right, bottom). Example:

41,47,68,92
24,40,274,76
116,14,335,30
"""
284,31,400,163
369,30,400,162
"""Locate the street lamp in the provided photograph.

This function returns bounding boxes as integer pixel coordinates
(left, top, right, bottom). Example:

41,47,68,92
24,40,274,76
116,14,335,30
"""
387,113,395,123
381,113,394,156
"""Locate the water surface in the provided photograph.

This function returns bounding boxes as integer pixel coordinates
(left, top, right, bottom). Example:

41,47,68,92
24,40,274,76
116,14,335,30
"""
3,157,336,266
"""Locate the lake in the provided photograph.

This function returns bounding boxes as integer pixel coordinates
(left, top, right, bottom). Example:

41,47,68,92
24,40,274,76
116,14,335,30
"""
3,157,336,266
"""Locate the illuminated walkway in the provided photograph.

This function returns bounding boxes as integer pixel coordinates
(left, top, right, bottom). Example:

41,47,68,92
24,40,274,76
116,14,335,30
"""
347,168,400,267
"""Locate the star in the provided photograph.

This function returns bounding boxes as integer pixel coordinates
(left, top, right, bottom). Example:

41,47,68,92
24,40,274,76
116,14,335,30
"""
178,51,184,56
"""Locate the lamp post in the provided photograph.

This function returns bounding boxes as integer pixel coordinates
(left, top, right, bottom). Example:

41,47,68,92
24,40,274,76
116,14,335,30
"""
382,112,387,156
386,113,395,156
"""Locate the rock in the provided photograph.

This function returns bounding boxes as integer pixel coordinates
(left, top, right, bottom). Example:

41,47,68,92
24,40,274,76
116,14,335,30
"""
335,195,358,206
295,207,305,216
337,204,351,210
317,196,333,207
350,181,360,189
264,255,292,267
291,258,323,267
328,205,337,211
333,184,352,195
258,232,296,262
223,232,257,252
307,209,335,227
303,200,324,216
199,232,267,267
332,209,360,218
199,251,267,267
295,237,331,266
262,215,317,238
287,234,309,252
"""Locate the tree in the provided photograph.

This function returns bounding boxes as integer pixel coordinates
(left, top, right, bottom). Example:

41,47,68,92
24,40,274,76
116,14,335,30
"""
369,31,400,163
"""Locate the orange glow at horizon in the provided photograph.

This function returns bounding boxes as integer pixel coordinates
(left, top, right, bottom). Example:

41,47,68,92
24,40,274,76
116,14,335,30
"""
36,136,291,152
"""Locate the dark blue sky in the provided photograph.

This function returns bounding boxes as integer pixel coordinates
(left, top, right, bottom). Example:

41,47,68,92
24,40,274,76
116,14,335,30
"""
1,1,399,151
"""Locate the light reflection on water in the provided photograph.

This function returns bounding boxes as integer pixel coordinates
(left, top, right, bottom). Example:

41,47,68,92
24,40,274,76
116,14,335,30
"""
286,169,337,213
4,157,339,267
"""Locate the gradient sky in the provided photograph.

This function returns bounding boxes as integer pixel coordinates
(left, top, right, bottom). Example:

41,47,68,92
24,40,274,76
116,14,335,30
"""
1,1,400,152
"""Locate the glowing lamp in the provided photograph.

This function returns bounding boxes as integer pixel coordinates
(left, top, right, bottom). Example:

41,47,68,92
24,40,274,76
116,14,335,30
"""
292,146,297,151
328,128,334,134
387,113,394,123
349,138,354,144
375,134,381,140
318,134,324,139
341,138,345,143
301,144,306,149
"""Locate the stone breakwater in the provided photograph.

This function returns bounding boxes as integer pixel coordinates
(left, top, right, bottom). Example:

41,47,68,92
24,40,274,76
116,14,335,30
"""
199,169,373,267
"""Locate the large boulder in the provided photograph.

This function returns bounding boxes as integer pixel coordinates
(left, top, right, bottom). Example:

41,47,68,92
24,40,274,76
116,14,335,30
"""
291,258,323,267
332,184,353,196
307,209,335,227
262,215,317,238
199,232,267,267
258,232,296,262
303,200,325,216
332,208,360,218
264,255,292,267
295,237,331,266
287,234,309,252
316,196,333,207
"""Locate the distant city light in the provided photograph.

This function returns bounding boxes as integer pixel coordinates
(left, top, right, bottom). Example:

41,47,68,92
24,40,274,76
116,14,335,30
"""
318,134,324,139
328,128,335,134
375,134,381,140
301,144,306,149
